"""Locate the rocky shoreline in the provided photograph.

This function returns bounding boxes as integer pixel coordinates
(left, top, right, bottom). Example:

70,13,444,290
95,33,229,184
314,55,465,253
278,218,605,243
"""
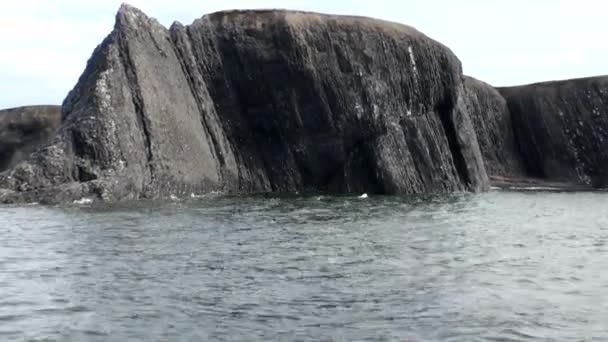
0,5,606,204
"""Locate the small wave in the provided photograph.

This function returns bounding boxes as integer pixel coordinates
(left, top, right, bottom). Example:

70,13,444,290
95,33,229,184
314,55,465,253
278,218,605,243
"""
0,300,36,307
189,191,225,199
35,305,91,315
79,329,109,336
73,197,93,205
254,313,301,321
0,314,26,322
510,186,561,191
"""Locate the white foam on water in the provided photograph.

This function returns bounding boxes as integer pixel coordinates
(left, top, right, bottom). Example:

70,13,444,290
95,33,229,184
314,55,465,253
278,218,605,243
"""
188,191,225,199
510,186,560,191
73,198,93,205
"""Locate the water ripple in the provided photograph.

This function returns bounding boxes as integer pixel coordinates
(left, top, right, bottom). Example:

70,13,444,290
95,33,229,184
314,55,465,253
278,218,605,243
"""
0,191,607,340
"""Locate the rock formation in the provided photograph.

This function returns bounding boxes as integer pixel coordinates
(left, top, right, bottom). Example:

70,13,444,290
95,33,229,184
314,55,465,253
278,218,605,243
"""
0,105,60,172
464,75,608,189
463,77,527,178
2,4,606,204
499,76,608,188
0,5,489,203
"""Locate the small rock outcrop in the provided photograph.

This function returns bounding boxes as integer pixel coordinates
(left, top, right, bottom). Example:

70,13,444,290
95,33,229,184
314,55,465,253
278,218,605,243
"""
500,76,608,188
0,5,489,203
0,105,61,172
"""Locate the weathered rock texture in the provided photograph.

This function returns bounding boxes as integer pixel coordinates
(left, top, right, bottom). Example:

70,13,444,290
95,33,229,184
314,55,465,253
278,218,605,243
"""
0,5,489,203
499,76,608,188
0,105,61,172
463,75,608,189
463,77,527,178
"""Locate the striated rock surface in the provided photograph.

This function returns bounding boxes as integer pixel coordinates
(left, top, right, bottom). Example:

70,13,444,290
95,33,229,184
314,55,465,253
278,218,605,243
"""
499,76,608,188
177,9,489,195
0,5,489,203
465,75,608,189
463,77,527,178
0,105,61,172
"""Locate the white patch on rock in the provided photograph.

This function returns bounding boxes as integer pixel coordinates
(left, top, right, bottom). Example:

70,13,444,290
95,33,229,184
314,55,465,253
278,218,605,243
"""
125,7,141,23
408,46,419,91
354,103,364,119
372,104,380,120
96,70,113,110
408,46,418,75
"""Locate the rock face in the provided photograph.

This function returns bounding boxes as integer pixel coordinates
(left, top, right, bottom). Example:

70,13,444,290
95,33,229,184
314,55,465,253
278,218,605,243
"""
0,105,61,172
463,77,527,178
464,75,608,189
499,76,608,187
0,5,489,203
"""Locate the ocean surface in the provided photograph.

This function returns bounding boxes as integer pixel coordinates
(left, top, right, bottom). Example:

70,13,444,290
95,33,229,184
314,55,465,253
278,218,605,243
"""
1,190,607,341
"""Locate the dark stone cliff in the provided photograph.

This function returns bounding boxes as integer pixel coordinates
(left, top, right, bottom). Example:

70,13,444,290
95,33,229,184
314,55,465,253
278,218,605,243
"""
499,76,608,188
0,5,488,203
0,105,61,172
463,77,527,179
3,5,606,203
464,75,608,189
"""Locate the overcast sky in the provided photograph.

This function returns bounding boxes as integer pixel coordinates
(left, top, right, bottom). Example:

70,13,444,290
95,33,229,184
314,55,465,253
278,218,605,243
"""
1,0,606,108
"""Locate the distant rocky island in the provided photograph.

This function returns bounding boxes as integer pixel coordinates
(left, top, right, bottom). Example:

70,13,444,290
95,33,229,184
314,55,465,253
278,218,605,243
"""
0,4,606,204
0,105,60,172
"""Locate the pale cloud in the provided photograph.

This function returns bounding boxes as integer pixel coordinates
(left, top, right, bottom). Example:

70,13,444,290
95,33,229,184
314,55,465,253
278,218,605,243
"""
0,0,606,108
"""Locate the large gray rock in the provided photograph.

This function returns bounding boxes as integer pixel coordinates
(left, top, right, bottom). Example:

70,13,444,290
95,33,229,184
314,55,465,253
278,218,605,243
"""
499,76,608,188
0,105,61,172
1,5,489,203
